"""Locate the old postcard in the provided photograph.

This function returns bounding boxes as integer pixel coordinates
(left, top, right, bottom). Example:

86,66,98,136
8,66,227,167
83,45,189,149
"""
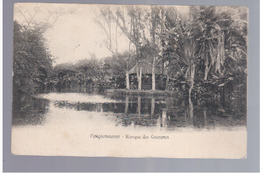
12,3,247,158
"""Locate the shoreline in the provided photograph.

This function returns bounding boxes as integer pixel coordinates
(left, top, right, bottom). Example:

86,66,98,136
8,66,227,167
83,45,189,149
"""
105,89,176,96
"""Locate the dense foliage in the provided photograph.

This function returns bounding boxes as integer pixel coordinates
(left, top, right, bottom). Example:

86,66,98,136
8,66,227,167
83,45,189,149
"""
13,21,53,109
45,51,136,91
162,6,247,102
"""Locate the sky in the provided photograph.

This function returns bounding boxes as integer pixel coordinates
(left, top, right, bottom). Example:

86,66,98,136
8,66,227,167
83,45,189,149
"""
14,3,189,66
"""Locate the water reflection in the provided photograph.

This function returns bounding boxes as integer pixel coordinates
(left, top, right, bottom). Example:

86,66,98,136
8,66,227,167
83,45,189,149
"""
12,97,50,126
12,92,246,131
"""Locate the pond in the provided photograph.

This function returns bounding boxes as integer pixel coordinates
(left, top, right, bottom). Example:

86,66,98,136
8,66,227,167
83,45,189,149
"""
11,90,247,158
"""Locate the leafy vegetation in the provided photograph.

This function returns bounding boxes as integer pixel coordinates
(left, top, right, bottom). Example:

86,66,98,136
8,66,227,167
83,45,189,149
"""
13,21,53,110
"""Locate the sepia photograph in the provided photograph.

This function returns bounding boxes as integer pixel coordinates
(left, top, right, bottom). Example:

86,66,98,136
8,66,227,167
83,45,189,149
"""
11,3,248,158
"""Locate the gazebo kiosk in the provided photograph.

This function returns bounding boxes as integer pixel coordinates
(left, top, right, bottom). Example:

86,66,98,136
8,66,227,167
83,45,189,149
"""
127,62,166,90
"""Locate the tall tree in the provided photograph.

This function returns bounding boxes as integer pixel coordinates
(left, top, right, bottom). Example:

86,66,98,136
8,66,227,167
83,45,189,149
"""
114,6,147,90
13,4,72,110
190,6,247,82
13,21,53,110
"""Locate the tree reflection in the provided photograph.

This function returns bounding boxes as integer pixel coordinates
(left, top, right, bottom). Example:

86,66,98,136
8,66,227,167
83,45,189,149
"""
125,96,129,114
137,96,141,115
189,96,194,127
151,97,155,116
36,92,247,130
12,97,50,126
204,109,207,128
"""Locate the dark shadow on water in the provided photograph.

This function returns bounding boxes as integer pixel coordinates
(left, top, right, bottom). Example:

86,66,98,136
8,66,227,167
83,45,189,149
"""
12,95,50,126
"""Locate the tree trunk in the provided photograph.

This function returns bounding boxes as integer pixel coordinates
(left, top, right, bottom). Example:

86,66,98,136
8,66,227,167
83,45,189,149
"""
166,75,169,90
126,28,131,90
189,64,196,98
152,56,156,91
188,64,194,121
162,59,164,75
126,71,130,89
189,96,194,119
136,63,140,89
204,63,210,81
138,67,142,90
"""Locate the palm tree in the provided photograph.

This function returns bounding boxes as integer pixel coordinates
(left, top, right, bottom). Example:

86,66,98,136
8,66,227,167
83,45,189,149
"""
164,6,247,96
190,6,247,82
163,14,199,97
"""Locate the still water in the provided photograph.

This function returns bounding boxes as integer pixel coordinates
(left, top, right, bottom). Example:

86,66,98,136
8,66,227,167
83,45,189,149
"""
11,91,247,158
12,91,246,130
